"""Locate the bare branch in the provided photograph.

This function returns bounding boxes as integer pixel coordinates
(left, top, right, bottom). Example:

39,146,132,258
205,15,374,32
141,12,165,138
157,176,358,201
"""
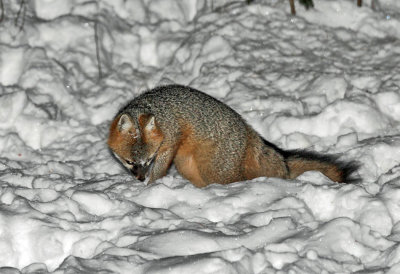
94,20,103,81
0,0,4,23
15,0,26,32
289,0,296,15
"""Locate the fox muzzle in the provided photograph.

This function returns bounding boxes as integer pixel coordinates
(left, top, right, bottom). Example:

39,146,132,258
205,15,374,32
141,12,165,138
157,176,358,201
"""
130,164,149,181
130,156,156,182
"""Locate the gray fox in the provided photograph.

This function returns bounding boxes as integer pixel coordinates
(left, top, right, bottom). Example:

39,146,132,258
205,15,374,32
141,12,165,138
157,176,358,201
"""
108,84,356,187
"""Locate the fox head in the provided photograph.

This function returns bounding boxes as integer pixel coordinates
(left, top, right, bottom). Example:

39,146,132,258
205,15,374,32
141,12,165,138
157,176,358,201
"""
108,113,163,181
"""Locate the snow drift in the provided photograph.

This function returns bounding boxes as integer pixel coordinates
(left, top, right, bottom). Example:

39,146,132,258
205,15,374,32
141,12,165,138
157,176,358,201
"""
1,0,400,273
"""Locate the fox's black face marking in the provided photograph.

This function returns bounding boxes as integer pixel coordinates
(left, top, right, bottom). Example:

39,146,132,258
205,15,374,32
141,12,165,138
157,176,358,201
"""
125,160,135,166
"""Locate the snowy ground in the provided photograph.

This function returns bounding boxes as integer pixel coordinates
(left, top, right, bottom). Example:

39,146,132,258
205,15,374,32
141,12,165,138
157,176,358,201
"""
1,0,400,273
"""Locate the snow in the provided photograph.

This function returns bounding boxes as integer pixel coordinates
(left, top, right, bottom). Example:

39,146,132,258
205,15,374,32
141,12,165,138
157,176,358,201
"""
1,0,400,273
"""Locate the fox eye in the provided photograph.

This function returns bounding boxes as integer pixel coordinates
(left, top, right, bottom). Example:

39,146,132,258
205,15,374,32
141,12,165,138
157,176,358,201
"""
125,160,135,166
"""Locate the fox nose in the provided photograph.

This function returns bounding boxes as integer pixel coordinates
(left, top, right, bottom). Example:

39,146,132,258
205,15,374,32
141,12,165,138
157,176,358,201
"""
132,171,146,181
130,165,147,181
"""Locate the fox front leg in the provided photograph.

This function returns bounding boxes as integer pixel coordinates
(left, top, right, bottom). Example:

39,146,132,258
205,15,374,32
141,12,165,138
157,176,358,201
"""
146,148,175,184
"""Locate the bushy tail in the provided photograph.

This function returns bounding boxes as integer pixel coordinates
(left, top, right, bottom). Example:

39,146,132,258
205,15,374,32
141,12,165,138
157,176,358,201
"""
261,138,358,183
285,151,358,183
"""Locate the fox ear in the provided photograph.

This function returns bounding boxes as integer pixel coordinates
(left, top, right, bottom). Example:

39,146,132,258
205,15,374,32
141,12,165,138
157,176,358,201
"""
118,114,134,133
145,115,156,131
139,114,158,133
